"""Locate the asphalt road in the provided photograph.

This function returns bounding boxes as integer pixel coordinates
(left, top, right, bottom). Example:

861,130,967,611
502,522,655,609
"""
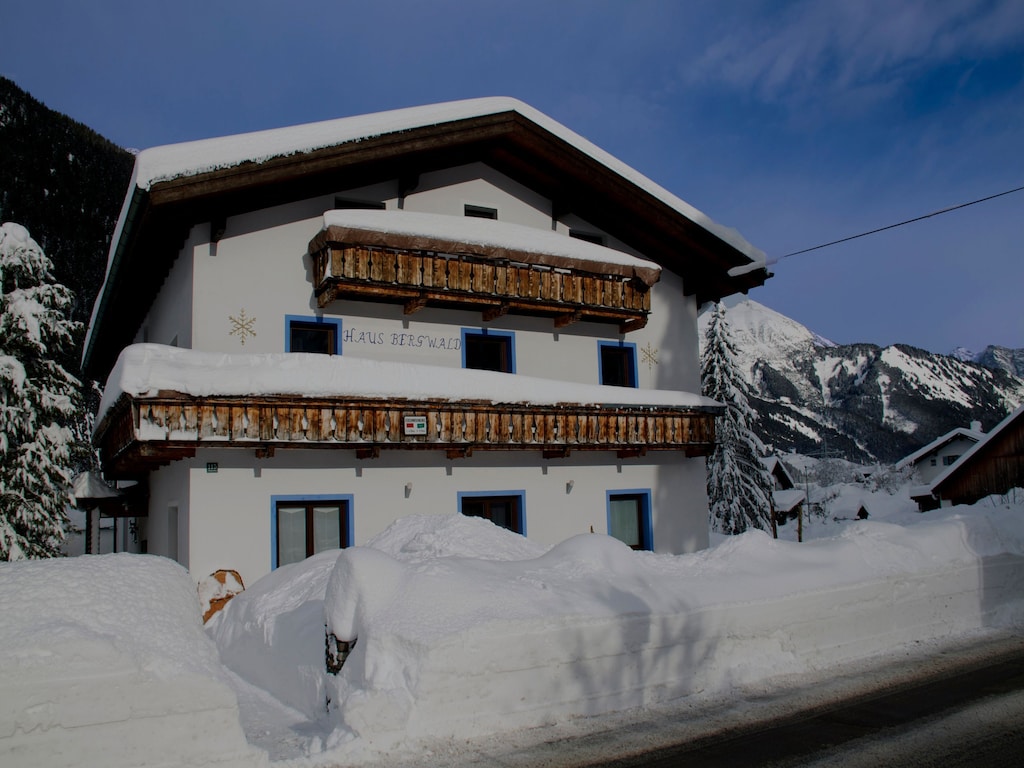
388,629,1024,768
591,635,1024,767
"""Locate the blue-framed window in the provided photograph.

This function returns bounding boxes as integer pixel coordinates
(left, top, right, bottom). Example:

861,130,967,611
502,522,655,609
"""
598,340,637,387
606,489,652,551
285,315,342,355
271,494,354,569
458,490,526,536
461,328,516,373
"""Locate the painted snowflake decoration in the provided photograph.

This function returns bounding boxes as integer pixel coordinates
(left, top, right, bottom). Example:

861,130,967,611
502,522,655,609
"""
229,308,256,345
641,342,659,371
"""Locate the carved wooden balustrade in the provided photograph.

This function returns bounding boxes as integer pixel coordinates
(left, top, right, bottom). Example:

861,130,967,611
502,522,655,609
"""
97,393,719,477
310,243,652,332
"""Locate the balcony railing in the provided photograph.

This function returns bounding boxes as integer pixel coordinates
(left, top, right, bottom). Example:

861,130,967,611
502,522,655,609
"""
97,394,718,477
310,243,652,332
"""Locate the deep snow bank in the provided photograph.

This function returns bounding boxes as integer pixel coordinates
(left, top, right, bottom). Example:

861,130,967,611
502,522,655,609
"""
0,554,266,768
211,505,1024,757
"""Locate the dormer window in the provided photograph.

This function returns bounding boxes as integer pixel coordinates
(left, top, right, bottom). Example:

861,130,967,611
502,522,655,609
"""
464,204,497,219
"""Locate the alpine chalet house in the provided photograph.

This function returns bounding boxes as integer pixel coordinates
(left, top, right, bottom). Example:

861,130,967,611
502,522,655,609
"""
84,98,769,586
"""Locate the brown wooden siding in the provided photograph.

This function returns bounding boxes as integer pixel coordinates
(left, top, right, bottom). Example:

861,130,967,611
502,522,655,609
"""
934,415,1024,506
311,244,651,332
97,394,719,478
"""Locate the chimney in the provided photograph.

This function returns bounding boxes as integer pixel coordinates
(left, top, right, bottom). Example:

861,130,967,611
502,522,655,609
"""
970,420,983,433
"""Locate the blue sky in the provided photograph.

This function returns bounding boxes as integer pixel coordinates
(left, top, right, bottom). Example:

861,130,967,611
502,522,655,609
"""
3,0,1023,354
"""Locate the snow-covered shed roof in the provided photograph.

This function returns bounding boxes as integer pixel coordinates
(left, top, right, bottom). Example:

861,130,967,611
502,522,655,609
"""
895,426,985,470
772,489,806,513
83,97,769,380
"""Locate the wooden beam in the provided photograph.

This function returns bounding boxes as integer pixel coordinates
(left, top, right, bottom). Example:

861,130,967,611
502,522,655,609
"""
404,295,429,314
482,303,510,322
543,448,570,459
553,311,581,329
619,317,648,334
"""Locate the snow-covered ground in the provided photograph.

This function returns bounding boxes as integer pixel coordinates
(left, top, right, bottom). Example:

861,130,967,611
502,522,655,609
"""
2,477,1024,767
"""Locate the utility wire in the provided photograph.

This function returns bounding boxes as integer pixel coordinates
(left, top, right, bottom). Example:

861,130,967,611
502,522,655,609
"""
771,183,1024,264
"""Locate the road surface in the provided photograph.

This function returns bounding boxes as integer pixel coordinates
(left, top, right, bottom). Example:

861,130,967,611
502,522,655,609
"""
380,628,1024,767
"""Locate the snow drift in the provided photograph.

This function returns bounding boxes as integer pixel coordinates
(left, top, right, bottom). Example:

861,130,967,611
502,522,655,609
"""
210,504,1024,756
0,554,266,768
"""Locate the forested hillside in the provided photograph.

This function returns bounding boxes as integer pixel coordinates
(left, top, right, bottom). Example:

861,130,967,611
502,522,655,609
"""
0,77,133,368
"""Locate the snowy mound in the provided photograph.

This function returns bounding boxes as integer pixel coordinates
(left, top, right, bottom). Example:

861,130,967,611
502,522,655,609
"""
206,505,1024,759
0,554,264,768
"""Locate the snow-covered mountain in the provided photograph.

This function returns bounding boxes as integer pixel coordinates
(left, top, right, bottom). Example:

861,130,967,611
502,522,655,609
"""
974,345,1024,378
699,300,1024,463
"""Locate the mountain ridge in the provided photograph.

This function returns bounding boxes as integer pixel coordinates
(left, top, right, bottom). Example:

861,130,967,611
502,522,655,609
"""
700,299,1024,464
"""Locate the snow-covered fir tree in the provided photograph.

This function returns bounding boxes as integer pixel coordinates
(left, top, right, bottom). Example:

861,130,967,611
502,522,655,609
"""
0,222,82,559
701,301,774,535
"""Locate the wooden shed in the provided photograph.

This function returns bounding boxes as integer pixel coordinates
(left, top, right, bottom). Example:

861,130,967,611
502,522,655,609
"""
931,404,1024,507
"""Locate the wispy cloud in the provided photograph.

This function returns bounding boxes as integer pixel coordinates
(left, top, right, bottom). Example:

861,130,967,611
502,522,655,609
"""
684,0,1024,108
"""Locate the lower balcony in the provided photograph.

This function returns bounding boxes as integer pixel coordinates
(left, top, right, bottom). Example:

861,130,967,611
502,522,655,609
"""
97,394,718,478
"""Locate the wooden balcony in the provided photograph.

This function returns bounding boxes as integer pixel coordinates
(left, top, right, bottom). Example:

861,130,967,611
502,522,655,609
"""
96,393,719,478
309,235,654,333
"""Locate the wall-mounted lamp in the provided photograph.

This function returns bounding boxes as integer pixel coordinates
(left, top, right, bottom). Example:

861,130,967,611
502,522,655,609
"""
566,480,575,494
405,482,413,498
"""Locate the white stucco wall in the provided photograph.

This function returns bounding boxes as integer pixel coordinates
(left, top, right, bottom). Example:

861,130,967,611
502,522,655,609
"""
174,448,710,588
139,163,700,394
135,230,196,348
130,162,712,585
915,436,981,484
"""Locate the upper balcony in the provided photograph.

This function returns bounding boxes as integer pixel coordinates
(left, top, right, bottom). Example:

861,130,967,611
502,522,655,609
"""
308,210,661,333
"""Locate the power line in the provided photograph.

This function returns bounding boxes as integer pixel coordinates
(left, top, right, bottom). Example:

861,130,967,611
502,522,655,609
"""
770,183,1024,264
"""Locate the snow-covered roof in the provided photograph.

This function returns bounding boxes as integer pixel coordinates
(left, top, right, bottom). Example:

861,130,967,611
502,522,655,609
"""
97,344,721,430
895,426,985,469
772,489,806,512
130,97,763,265
317,209,661,285
71,471,121,502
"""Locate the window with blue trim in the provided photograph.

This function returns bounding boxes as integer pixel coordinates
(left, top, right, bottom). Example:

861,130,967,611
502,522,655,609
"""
286,315,342,355
459,490,526,535
598,340,637,387
607,490,652,550
272,495,353,568
462,328,516,373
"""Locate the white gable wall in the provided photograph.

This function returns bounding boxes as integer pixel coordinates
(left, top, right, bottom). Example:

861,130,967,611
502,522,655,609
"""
155,164,701,391
913,436,981,484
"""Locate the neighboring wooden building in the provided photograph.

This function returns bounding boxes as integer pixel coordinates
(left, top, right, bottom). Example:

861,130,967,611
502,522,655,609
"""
83,98,769,587
930,404,1024,508
897,424,985,511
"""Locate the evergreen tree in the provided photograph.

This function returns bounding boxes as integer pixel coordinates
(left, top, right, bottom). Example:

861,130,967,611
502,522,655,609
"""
0,222,82,559
701,302,774,535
